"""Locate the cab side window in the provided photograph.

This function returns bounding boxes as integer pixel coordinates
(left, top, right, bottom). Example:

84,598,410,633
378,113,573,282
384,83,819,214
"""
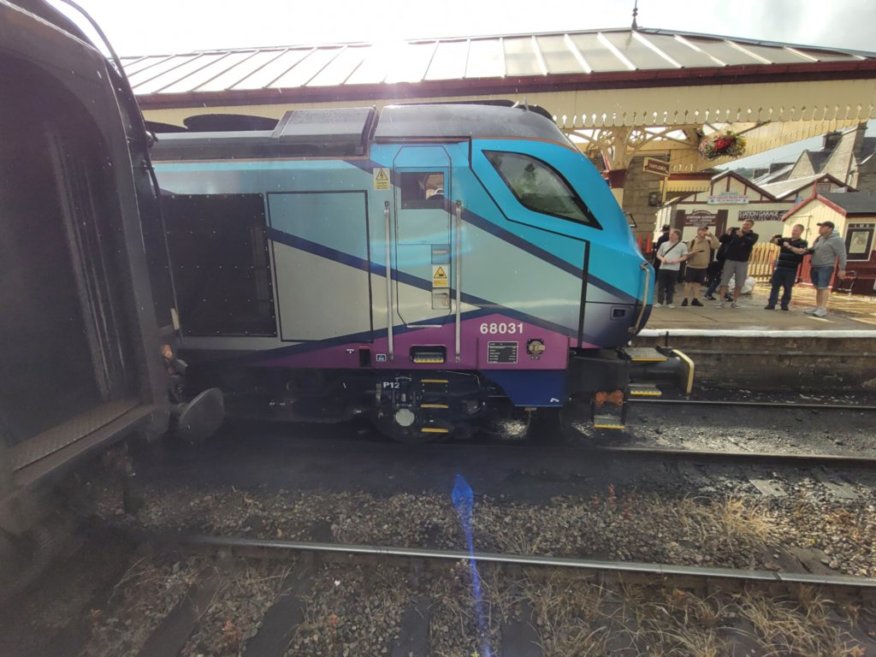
400,172,445,209
485,151,598,227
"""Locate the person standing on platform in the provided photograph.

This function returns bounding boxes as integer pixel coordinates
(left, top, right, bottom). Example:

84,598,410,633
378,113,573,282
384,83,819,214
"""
703,229,728,300
803,221,847,318
652,225,670,273
765,223,808,311
718,219,759,308
656,228,688,308
680,226,719,306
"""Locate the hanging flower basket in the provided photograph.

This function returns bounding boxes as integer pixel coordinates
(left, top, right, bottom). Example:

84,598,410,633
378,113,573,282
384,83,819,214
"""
698,131,747,160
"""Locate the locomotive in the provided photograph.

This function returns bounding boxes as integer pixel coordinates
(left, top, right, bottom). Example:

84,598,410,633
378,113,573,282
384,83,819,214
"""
152,103,686,440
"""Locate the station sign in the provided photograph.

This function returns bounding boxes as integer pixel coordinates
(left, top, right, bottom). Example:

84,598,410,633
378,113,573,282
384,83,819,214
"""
738,210,784,222
642,157,670,177
707,192,749,205
683,210,718,227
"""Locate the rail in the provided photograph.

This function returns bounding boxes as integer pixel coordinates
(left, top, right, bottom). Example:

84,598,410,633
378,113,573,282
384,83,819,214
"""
181,534,876,591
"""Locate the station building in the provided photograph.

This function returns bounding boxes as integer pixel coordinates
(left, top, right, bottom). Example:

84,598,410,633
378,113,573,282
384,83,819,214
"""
782,192,876,294
654,171,852,243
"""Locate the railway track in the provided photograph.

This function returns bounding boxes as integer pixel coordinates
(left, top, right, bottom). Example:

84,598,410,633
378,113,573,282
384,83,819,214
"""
9,530,874,657
182,533,876,591
552,395,876,468
585,443,876,468
628,397,876,412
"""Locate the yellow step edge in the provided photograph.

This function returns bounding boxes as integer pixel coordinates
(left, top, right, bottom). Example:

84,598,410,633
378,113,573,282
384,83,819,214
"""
421,379,449,384
629,389,662,397
421,427,450,434
593,422,625,430
421,403,450,409
625,347,669,363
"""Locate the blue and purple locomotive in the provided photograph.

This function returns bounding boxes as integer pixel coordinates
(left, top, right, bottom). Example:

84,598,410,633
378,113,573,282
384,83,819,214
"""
152,103,665,440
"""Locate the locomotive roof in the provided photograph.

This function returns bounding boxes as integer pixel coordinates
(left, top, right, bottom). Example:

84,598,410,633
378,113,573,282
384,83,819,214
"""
150,103,571,160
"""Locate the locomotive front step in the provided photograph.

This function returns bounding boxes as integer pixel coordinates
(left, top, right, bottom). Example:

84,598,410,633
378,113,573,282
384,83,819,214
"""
592,413,626,430
625,347,670,363
628,383,663,398
626,347,695,397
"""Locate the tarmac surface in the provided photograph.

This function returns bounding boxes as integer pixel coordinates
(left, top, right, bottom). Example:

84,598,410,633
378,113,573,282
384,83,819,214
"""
646,283,876,332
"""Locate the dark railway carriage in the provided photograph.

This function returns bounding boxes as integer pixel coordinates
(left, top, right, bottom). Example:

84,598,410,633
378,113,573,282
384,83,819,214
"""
153,105,687,439
0,1,220,542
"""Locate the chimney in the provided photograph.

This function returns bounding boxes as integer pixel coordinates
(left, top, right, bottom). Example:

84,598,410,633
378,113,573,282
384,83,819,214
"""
822,131,842,151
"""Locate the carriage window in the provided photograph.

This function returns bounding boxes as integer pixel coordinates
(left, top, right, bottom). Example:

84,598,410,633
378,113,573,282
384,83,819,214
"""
400,172,445,209
485,151,598,227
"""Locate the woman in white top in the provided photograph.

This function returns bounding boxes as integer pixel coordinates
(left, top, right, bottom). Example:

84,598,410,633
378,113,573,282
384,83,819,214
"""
655,229,689,308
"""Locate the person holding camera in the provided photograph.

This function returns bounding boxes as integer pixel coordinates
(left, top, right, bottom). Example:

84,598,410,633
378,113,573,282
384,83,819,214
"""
765,223,807,311
680,225,719,306
717,220,758,308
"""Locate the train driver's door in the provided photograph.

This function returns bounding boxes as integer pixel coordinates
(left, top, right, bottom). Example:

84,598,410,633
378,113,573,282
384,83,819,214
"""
392,146,453,327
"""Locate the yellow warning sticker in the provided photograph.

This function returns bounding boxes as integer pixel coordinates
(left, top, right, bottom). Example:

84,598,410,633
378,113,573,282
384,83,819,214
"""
373,168,390,190
432,265,449,288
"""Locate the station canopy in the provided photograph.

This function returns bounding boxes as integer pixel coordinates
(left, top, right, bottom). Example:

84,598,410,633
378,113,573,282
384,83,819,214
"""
123,28,876,173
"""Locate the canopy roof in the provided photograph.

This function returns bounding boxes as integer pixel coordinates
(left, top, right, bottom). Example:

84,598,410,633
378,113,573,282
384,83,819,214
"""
124,28,876,172
123,28,876,113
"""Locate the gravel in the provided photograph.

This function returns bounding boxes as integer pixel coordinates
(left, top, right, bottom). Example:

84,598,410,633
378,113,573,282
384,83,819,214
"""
84,557,202,657
118,481,875,578
180,561,290,657
287,561,409,656
8,547,874,657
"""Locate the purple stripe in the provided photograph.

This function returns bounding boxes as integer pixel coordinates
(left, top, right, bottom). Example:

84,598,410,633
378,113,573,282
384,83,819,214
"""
256,313,589,371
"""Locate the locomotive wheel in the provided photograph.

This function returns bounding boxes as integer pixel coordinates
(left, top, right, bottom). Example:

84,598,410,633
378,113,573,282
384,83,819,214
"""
370,412,446,444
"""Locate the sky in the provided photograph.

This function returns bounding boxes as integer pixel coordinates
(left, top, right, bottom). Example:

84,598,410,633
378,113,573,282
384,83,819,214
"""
62,0,876,168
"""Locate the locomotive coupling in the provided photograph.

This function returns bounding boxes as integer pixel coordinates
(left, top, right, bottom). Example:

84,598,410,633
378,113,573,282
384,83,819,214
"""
172,388,225,444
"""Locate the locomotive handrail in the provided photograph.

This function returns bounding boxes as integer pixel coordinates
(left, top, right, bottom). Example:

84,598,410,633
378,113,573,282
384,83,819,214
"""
631,261,651,334
455,201,463,362
384,201,394,360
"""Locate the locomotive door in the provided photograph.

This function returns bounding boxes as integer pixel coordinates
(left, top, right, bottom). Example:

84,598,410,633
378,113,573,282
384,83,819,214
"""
392,146,453,328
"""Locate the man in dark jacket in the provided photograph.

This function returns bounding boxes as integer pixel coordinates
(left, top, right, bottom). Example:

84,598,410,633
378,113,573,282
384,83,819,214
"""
717,219,759,308
765,224,807,311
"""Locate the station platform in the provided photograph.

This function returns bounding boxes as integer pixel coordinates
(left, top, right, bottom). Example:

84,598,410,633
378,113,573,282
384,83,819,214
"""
643,285,876,334
633,285,876,390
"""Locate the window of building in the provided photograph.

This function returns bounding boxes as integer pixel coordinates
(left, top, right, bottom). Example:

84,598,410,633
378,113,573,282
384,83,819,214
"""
846,224,874,260
485,151,599,227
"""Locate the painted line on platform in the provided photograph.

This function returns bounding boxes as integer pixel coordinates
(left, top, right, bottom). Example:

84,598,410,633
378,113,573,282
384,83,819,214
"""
639,329,876,338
